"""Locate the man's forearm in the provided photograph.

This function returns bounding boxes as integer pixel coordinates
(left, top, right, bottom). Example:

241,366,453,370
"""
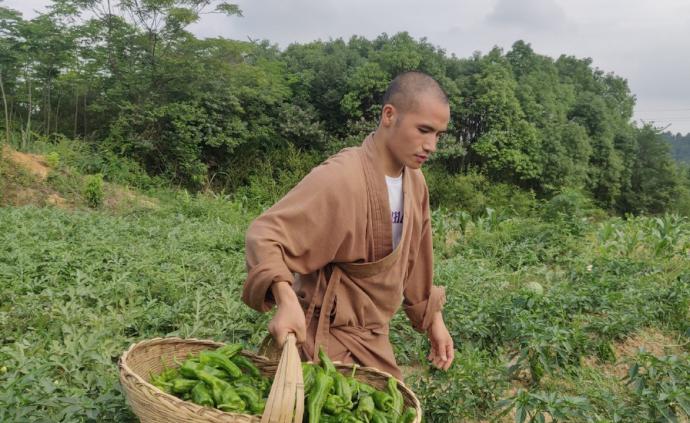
271,281,299,307
427,311,444,332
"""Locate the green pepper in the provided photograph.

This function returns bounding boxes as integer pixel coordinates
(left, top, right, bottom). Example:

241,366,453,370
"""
386,378,404,418
235,374,270,397
151,377,173,394
334,372,353,409
255,375,271,397
204,365,231,380
179,359,203,379
357,381,375,395
398,407,416,423
323,393,349,414
235,385,265,414
349,378,360,398
180,358,230,380
150,367,178,393
371,390,393,412
163,367,180,380
216,344,243,359
354,394,375,421
171,378,199,394
192,368,233,405
199,350,243,379
191,382,214,407
177,362,195,379
317,345,337,377
217,385,246,412
303,362,316,393
307,366,334,423
371,410,389,423
231,354,262,379
322,413,362,423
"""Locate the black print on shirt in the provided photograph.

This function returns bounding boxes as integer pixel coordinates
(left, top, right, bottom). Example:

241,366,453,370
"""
392,211,403,224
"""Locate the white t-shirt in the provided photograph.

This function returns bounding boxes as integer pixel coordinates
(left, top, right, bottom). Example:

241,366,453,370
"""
385,173,404,249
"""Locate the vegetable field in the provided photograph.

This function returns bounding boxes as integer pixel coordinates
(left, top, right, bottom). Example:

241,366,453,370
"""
1,191,689,422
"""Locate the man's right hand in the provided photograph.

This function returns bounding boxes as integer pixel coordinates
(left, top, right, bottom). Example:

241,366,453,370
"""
268,281,307,347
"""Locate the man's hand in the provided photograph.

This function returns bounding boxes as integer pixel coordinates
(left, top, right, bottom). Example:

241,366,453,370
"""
427,311,454,371
268,281,307,347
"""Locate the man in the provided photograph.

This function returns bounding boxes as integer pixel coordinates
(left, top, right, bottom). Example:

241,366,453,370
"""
242,71,454,379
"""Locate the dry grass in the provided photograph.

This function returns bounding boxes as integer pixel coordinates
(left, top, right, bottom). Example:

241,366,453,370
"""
0,148,70,208
1,144,157,212
3,145,51,180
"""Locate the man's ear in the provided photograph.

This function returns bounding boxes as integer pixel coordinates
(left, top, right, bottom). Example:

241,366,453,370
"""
381,104,397,128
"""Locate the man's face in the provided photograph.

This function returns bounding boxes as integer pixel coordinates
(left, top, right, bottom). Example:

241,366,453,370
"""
384,94,450,170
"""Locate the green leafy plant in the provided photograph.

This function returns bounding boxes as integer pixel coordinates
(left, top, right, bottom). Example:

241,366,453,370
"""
624,351,690,421
496,389,593,423
83,173,104,208
45,151,60,168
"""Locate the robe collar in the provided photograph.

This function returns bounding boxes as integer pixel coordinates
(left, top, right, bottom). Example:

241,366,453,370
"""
360,132,410,261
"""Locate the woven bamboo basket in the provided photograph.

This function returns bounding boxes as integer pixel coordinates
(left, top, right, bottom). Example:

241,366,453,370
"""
119,336,422,423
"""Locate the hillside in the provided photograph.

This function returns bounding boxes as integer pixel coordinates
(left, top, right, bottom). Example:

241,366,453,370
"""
1,144,157,211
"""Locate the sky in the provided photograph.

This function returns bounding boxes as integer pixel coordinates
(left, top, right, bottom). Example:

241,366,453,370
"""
6,0,690,135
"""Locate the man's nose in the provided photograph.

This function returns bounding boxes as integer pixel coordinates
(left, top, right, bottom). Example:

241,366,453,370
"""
423,136,438,154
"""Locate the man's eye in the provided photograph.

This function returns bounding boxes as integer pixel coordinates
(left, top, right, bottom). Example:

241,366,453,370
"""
419,128,430,133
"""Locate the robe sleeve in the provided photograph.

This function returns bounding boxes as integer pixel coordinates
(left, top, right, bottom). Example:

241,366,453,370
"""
402,182,446,333
242,156,359,312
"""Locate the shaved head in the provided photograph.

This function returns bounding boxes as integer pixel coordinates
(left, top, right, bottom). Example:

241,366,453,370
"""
374,71,450,176
382,71,449,115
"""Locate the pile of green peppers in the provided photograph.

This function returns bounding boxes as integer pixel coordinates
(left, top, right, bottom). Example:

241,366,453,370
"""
150,344,270,415
303,347,417,423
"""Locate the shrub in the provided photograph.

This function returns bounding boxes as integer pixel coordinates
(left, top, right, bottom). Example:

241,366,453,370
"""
45,151,60,168
83,174,105,208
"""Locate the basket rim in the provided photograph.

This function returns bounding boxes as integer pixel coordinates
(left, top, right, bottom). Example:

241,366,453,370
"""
119,337,422,421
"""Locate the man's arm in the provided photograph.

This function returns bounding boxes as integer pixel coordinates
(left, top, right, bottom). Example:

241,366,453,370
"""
402,185,454,370
242,155,360,345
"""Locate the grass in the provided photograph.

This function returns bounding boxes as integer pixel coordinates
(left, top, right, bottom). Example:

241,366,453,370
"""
1,146,689,422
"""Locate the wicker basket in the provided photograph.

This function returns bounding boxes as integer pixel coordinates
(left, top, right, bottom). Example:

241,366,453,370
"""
119,337,422,423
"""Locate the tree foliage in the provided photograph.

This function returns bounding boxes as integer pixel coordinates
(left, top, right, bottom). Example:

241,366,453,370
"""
0,2,687,214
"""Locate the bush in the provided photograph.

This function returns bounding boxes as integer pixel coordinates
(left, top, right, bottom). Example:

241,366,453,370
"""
542,187,592,221
670,184,690,217
30,136,159,189
541,187,597,235
83,174,105,208
426,166,539,217
232,145,323,211
485,182,538,217
45,151,60,168
425,166,489,213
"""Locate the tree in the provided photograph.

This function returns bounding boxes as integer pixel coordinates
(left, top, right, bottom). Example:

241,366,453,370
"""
469,53,542,186
623,126,679,214
0,6,23,143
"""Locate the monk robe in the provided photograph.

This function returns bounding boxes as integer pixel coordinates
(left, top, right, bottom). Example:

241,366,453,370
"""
242,133,446,380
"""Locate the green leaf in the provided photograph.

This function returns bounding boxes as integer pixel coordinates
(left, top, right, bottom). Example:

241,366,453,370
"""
215,2,242,16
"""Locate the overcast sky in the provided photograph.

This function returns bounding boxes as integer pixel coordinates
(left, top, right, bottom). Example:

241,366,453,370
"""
6,0,690,134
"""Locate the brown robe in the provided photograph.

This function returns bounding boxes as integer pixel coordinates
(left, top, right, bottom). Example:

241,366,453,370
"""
242,133,446,380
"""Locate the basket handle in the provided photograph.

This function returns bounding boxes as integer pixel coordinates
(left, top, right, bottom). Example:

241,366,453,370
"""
261,333,304,423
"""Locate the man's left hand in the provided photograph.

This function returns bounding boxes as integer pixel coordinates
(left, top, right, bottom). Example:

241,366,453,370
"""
427,311,454,371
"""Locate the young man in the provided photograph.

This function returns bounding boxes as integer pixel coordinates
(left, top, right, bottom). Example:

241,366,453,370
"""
242,71,454,379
